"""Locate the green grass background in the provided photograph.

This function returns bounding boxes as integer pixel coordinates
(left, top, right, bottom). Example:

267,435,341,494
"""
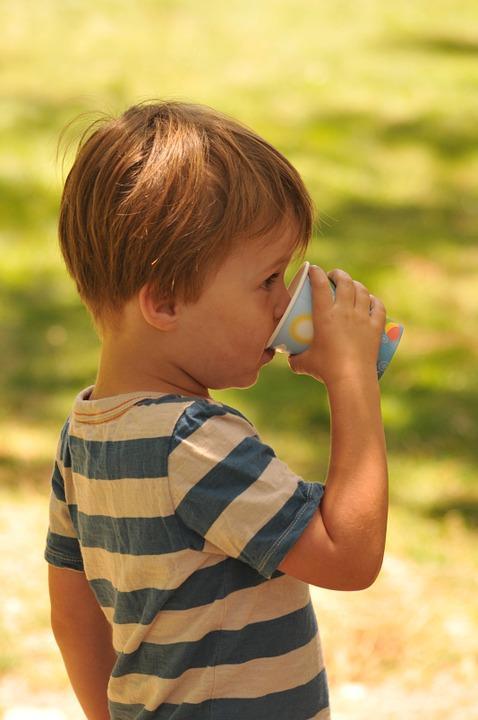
1,0,477,710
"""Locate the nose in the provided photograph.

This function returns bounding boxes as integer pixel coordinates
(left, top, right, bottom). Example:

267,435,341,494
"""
273,284,291,322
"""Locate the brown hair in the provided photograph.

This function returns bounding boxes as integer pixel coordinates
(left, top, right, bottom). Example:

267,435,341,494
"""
59,100,314,324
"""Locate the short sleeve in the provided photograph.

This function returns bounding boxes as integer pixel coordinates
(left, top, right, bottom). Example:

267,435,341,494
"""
168,401,324,579
44,424,84,572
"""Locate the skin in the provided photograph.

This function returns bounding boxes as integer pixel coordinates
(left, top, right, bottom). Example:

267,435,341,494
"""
90,219,298,400
49,215,388,717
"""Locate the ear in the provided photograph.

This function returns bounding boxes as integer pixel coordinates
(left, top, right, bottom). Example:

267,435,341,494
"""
138,283,179,331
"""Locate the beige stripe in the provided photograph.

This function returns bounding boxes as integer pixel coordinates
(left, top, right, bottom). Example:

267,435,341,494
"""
74,405,141,425
56,456,70,474
74,394,146,417
104,574,310,652
310,708,331,719
168,412,257,507
48,493,77,538
108,666,215,708
82,545,224,592
70,400,192,441
108,634,324,708
205,455,304,558
214,634,324,700
68,473,171,518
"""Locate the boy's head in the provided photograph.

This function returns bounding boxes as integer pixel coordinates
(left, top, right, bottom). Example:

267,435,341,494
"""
59,100,314,328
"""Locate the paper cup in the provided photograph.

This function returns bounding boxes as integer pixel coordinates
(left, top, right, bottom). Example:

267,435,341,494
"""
267,261,404,379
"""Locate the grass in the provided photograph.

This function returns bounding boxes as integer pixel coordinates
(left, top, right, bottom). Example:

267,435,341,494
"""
1,0,478,716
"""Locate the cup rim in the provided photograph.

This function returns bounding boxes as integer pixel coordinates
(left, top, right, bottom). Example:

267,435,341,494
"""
266,261,310,347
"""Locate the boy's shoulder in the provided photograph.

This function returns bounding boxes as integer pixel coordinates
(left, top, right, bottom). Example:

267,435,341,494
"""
170,394,256,433
64,386,257,446
53,388,263,490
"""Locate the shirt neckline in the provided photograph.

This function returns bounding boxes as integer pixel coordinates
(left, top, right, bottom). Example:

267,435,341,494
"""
72,386,215,425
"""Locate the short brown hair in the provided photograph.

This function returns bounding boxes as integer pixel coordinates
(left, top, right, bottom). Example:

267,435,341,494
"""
59,100,314,323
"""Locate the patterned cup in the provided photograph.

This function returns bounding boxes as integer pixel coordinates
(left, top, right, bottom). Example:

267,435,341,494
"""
266,261,403,379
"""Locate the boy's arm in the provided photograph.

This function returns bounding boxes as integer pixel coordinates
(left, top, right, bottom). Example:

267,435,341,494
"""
279,372,387,590
278,267,388,591
48,565,116,720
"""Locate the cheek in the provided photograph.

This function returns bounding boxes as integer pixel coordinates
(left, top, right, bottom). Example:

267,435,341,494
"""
190,296,267,354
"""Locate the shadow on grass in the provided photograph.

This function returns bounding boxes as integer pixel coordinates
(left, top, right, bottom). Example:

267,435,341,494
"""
0,176,60,231
425,498,478,530
0,267,98,426
284,106,478,165
388,31,478,58
391,494,478,534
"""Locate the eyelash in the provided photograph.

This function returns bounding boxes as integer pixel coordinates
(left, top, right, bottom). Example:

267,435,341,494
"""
261,273,280,290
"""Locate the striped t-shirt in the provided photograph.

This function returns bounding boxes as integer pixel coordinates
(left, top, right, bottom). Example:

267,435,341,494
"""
45,387,330,719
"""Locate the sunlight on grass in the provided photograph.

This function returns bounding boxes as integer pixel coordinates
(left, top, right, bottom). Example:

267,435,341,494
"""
0,424,58,464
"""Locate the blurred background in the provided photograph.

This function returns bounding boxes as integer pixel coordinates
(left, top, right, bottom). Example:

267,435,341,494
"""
1,0,477,717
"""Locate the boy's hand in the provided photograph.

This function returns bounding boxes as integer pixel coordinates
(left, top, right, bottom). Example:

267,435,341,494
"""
288,266,386,386
280,266,389,591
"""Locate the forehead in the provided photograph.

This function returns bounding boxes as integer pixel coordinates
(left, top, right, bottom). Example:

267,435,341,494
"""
195,214,305,300
231,216,301,270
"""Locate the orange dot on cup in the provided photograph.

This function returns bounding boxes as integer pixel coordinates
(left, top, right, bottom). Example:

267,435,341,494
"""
386,323,401,341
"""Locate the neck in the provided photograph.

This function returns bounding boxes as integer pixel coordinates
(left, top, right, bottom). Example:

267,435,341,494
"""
91,334,211,401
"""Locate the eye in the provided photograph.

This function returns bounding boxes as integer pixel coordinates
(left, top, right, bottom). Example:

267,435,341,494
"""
261,273,280,291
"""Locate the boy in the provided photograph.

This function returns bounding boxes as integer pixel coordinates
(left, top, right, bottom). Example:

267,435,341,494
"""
45,101,388,720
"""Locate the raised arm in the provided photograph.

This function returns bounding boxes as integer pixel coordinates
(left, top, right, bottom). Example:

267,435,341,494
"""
279,266,388,590
48,565,116,720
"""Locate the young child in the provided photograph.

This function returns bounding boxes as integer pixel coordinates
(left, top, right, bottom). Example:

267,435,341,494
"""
45,101,388,720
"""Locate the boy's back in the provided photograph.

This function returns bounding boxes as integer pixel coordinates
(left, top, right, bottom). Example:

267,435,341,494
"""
47,387,329,719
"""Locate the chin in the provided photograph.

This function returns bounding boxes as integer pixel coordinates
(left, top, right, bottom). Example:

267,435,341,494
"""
209,370,260,391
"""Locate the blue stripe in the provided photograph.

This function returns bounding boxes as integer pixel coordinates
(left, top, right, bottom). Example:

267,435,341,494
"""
44,532,83,570
90,558,273,624
45,530,82,559
68,435,170,479
175,436,274,537
134,396,192,407
169,400,253,453
241,480,325,578
90,578,175,625
109,671,328,720
51,462,66,501
71,507,199,555
112,602,317,679
216,601,318,665
59,419,72,468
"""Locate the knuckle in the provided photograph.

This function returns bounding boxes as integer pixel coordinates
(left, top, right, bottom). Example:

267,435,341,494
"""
370,294,386,313
330,269,353,285
312,270,329,285
311,266,330,286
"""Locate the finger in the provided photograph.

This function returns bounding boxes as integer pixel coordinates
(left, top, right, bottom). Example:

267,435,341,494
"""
288,351,324,382
308,265,335,318
327,269,355,305
353,280,371,312
287,351,306,375
369,294,386,326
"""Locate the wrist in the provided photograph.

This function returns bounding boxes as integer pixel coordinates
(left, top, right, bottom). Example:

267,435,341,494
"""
324,368,380,396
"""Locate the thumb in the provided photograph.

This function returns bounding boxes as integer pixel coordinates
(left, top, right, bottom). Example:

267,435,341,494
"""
288,349,324,383
287,349,309,376
287,352,303,374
